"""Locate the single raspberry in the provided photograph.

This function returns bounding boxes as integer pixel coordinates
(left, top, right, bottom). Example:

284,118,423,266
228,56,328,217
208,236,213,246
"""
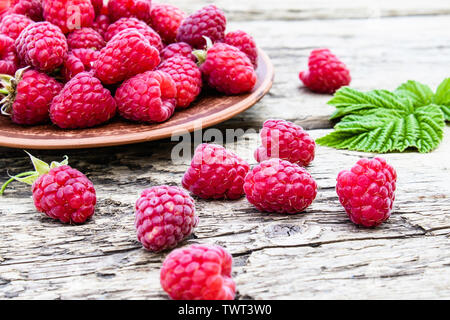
176,5,226,49
135,186,199,252
42,0,95,34
160,244,236,300
66,27,105,50
0,68,62,125
158,56,202,109
9,0,43,21
50,72,116,128
299,48,351,94
160,42,195,62
197,42,257,95
105,17,162,52
107,0,152,23
61,48,99,81
0,153,96,224
115,70,176,123
92,14,110,38
90,0,102,16
0,13,34,40
224,30,258,68
94,29,160,85
0,34,18,75
150,3,185,44
254,119,316,167
15,21,68,73
182,144,250,200
336,157,397,227
244,158,318,214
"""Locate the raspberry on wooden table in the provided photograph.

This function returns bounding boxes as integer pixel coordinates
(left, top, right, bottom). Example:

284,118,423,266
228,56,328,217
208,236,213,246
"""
0,13,34,40
224,30,258,68
160,244,236,300
150,3,186,44
42,0,95,34
0,34,18,75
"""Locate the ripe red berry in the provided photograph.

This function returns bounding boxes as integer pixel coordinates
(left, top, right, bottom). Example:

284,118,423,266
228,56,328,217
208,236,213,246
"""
42,0,95,34
0,13,34,40
150,3,185,44
160,42,195,63
182,144,250,200
158,56,202,109
135,186,199,252
67,27,105,50
105,17,162,52
244,158,318,214
336,157,397,227
177,5,226,49
15,21,68,73
160,244,236,300
199,42,257,95
255,119,316,167
8,0,43,21
299,48,351,94
94,29,160,85
115,70,176,123
0,68,62,125
224,30,258,68
107,0,152,23
92,14,110,38
0,34,18,75
61,48,99,81
90,0,103,16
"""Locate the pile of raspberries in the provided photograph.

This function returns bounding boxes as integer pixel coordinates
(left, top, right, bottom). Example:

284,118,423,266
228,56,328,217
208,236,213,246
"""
0,0,259,128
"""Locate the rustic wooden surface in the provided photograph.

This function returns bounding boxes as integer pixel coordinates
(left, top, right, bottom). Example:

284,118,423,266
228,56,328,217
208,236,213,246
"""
0,0,449,299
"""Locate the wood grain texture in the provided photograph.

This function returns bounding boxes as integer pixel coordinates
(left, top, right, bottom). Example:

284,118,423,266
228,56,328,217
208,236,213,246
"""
0,0,449,300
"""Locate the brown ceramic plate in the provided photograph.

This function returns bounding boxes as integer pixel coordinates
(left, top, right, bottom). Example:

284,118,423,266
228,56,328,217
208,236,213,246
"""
0,49,274,150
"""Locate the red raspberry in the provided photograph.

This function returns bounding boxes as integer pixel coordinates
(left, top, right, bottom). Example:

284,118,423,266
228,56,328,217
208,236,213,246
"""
94,29,160,85
150,3,185,44
92,14,110,38
50,72,116,128
199,43,257,95
177,5,226,49
90,0,102,16
160,244,236,300
244,158,318,214
0,68,62,125
182,144,250,200
61,48,99,81
8,0,43,21
0,13,34,40
66,27,105,50
15,21,68,73
254,119,316,167
336,157,397,227
42,0,95,34
224,30,258,68
135,186,199,252
107,0,152,23
158,56,202,109
105,17,162,52
0,34,18,75
160,42,195,62
115,70,176,123
299,48,351,94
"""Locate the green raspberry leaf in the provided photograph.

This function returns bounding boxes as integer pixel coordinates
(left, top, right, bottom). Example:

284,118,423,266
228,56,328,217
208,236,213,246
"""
395,80,434,107
433,78,450,120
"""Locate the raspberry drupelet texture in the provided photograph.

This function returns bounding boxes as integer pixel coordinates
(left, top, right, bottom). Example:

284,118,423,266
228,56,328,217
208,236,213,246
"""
0,13,34,40
255,119,316,167
94,29,160,85
50,72,117,129
105,17,162,52
135,186,199,252
42,0,95,34
115,70,176,123
299,48,351,94
160,244,236,300
15,22,68,73
158,56,202,108
336,157,397,227
200,43,257,95
107,0,152,23
0,34,18,75
8,0,43,21
244,158,318,214
61,48,99,81
224,30,258,68
92,14,110,38
150,3,185,44
176,5,226,49
160,42,195,62
32,165,96,224
182,144,250,200
67,27,105,50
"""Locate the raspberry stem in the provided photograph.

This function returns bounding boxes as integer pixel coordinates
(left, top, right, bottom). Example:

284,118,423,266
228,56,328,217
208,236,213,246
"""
0,171,36,196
